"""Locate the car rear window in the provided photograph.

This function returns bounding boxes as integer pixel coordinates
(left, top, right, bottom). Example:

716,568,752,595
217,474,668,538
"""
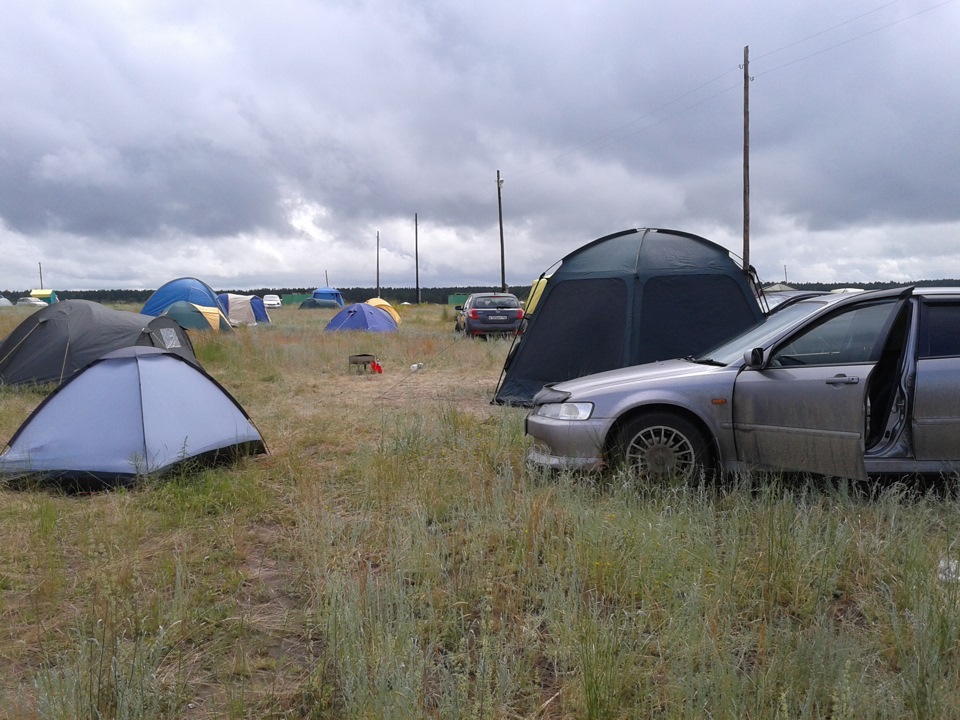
474,296,519,309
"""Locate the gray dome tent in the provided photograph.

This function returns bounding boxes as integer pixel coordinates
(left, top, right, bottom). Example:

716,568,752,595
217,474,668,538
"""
0,300,196,386
0,346,266,489
494,228,765,406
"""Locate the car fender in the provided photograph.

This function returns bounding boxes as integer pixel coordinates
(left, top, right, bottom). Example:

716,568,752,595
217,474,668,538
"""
589,373,739,468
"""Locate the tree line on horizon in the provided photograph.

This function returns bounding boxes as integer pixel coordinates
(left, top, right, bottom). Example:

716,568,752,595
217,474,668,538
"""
5,279,960,307
770,279,960,292
0,286,534,306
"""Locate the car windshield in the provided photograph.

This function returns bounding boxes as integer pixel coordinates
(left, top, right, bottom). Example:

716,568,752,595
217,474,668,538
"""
474,296,518,309
693,299,830,366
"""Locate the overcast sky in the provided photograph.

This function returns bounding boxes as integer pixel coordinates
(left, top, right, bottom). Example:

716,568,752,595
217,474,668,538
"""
2,0,958,292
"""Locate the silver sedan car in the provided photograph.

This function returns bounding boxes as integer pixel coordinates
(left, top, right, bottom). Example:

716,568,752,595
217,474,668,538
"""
526,287,960,482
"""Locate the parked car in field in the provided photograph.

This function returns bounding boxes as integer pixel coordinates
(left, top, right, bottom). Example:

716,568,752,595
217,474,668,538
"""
455,292,524,338
15,296,46,308
262,294,282,308
526,287,960,482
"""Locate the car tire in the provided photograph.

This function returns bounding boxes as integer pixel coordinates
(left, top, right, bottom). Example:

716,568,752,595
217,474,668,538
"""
613,412,714,484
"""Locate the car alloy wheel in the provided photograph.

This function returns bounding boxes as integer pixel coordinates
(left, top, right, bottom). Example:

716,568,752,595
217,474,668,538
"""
616,412,712,483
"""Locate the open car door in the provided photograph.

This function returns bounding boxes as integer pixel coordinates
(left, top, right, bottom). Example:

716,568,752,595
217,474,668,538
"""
732,288,912,480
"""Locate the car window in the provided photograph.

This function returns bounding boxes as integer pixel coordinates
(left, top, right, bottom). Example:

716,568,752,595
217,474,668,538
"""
472,296,518,309
919,302,960,358
769,299,898,367
698,300,827,365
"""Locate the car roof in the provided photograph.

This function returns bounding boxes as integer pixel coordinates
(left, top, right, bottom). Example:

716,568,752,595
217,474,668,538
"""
773,286,960,319
912,286,960,298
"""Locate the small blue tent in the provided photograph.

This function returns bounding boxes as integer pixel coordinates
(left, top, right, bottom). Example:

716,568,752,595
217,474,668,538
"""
142,277,225,317
311,287,345,307
324,303,398,333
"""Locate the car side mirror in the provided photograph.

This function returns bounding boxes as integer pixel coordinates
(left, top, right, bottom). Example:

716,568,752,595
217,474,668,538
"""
743,348,764,369
455,305,463,311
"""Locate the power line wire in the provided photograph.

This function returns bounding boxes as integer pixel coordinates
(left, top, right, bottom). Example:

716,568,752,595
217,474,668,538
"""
510,0,957,181
755,0,957,77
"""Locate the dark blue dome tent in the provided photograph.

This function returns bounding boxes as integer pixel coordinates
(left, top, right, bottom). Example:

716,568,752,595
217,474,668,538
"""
494,228,765,406
142,277,225,317
323,303,398,333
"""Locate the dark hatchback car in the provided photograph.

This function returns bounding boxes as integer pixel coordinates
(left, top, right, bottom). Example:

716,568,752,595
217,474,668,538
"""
455,293,525,338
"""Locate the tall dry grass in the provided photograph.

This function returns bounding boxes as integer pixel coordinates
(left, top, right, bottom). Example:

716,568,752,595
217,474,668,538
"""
1,302,960,718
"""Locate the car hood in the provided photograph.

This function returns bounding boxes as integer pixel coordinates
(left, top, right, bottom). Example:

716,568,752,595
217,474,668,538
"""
549,358,733,396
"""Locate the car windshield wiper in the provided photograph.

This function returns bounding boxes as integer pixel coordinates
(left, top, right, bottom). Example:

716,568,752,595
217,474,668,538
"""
683,355,725,366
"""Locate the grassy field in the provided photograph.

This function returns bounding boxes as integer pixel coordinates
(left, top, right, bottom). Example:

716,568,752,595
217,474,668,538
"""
2,302,960,719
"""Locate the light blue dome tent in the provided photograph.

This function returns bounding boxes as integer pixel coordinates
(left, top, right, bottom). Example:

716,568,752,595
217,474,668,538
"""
0,346,266,489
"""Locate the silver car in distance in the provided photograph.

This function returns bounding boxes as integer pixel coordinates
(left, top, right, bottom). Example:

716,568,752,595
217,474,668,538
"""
525,287,960,482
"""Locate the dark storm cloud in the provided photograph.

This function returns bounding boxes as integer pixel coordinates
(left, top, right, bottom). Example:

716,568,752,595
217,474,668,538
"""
1,139,286,238
1,0,959,290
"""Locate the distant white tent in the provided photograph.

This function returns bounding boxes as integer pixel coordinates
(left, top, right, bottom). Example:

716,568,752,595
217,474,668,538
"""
0,346,266,488
0,296,12,307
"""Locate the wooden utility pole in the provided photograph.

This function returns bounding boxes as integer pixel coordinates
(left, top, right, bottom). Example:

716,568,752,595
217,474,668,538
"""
497,170,506,292
415,213,421,304
742,45,751,274
38,262,44,289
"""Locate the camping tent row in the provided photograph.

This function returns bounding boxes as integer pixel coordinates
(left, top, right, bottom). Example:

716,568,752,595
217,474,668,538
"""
141,277,271,329
0,300,196,386
0,346,266,489
494,227,765,406
298,294,401,330
0,292,57,307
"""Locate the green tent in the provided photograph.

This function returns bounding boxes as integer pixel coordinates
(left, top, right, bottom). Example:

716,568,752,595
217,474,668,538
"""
494,228,765,406
160,301,232,332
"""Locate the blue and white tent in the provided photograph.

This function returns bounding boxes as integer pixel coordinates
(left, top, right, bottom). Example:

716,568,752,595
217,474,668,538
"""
217,293,271,326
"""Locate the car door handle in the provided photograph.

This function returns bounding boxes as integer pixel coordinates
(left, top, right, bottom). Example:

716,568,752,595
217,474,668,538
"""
826,375,859,385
